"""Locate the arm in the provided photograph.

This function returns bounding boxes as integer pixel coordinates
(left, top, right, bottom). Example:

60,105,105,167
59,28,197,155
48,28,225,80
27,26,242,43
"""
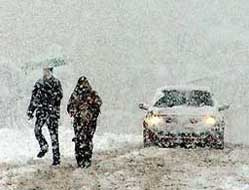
94,93,102,110
57,80,63,100
52,80,63,106
90,91,102,116
67,92,78,117
27,82,40,119
56,80,63,104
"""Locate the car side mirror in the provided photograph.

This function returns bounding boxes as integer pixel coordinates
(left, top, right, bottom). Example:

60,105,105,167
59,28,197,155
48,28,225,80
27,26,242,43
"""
218,104,230,112
139,103,149,111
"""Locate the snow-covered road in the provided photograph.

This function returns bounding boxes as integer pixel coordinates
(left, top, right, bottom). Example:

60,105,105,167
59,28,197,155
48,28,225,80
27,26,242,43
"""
0,127,142,163
1,143,249,190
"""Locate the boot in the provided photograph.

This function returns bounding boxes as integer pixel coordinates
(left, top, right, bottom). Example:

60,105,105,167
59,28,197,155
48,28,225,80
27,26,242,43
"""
37,149,48,158
83,161,91,168
52,160,61,166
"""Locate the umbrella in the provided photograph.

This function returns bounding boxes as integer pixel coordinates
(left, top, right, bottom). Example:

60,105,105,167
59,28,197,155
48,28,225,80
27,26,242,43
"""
22,57,67,74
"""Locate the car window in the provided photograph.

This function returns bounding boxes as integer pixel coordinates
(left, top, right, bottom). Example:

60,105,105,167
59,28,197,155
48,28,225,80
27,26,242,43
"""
154,89,213,108
154,90,186,108
187,90,213,107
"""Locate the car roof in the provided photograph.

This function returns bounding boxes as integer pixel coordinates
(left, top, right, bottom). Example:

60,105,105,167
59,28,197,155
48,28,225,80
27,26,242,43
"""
152,85,213,105
156,85,212,93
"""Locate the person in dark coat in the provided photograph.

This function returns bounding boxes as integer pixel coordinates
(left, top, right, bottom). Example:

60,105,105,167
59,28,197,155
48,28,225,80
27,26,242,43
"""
27,65,63,166
67,76,102,168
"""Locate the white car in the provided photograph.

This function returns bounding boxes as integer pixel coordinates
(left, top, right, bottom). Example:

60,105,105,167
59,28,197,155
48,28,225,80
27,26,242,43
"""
139,85,229,149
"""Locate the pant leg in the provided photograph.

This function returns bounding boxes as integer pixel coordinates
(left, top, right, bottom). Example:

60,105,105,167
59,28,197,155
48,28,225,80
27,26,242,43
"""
74,120,97,167
83,120,97,163
74,139,85,167
47,117,60,163
82,134,93,164
34,116,48,151
74,137,92,167
73,119,86,167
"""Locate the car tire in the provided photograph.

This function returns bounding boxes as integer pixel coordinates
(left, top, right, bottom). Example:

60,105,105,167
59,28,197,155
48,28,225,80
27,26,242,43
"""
215,134,224,149
206,133,224,150
143,129,153,147
215,128,225,149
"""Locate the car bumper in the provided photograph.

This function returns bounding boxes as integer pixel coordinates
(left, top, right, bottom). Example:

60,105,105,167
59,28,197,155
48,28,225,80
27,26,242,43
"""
143,127,224,149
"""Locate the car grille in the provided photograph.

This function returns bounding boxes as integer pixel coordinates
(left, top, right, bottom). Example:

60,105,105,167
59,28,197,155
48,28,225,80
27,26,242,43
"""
161,115,203,126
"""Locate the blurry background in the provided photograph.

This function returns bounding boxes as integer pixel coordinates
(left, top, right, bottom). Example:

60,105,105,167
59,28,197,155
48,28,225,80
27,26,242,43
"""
1,0,249,144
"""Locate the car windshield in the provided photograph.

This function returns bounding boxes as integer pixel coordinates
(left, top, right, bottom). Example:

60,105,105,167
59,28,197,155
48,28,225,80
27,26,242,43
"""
154,89,214,108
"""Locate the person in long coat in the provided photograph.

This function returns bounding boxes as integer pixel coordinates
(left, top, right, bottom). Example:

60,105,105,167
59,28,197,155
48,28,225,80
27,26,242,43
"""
67,76,102,168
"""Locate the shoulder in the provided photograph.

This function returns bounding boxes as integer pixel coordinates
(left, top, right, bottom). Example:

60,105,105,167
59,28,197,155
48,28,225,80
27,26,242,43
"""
34,79,43,88
52,76,61,85
91,91,102,101
91,90,99,96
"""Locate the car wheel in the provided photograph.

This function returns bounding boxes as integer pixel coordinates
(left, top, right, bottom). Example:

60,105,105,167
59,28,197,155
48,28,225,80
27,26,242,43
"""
215,134,224,149
161,140,171,148
206,133,224,149
143,129,153,147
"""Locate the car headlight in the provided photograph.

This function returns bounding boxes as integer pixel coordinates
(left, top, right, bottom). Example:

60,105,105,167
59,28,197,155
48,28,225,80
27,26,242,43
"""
145,115,164,127
204,116,216,126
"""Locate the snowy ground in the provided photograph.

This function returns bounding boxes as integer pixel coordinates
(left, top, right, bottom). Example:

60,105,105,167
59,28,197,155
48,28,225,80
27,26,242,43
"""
1,128,249,190
0,127,142,163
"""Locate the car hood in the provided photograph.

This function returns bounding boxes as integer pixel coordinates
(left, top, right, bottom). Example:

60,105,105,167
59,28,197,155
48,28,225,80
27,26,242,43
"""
150,106,217,116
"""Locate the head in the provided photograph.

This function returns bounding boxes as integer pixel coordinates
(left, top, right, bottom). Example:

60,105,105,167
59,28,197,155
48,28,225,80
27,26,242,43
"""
43,65,53,79
76,76,92,92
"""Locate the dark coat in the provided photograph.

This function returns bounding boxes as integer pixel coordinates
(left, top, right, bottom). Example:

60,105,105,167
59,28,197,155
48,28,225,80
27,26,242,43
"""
27,76,63,119
67,77,102,122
